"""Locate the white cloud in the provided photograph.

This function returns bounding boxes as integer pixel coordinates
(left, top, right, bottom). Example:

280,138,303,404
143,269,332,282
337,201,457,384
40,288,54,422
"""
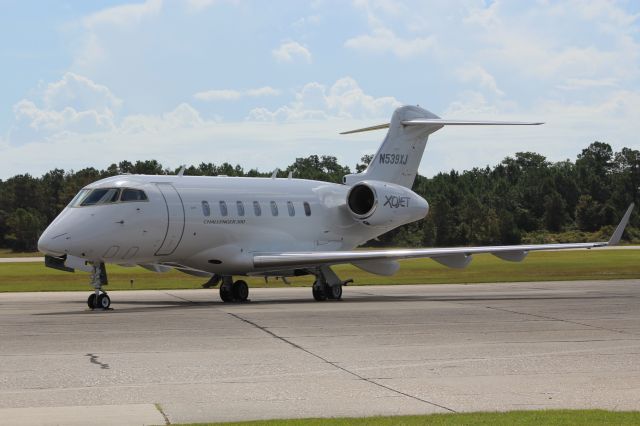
13,100,116,135
194,86,280,101
121,103,205,134
272,41,312,63
9,73,122,144
194,89,242,101
557,78,618,91
246,86,280,97
247,76,401,121
185,0,216,11
345,27,435,57
1,74,402,178
43,72,122,112
83,0,162,28
456,65,504,96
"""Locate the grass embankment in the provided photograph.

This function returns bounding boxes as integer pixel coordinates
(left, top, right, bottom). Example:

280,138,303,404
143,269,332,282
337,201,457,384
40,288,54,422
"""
175,410,640,426
0,250,638,292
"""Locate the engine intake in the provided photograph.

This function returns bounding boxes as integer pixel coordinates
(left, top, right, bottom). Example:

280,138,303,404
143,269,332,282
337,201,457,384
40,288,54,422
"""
347,184,376,218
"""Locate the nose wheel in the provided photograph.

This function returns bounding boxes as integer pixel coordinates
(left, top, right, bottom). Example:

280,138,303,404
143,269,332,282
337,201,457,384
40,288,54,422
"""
87,292,111,310
87,262,111,310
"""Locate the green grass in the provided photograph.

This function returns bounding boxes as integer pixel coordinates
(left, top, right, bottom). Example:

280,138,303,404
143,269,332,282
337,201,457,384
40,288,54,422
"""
0,249,43,258
173,410,640,426
0,249,638,292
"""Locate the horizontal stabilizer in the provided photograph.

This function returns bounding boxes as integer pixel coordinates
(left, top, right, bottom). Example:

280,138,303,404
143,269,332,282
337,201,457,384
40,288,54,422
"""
340,123,390,134
340,119,543,134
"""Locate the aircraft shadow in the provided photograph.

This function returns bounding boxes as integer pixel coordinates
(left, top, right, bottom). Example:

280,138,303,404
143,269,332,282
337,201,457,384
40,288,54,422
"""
32,293,615,316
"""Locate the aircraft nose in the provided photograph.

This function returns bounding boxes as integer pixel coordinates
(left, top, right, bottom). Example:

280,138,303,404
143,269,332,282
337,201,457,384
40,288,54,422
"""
38,228,69,256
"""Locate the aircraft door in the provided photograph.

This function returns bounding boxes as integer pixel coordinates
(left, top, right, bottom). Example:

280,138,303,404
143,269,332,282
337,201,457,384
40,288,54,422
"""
154,183,185,256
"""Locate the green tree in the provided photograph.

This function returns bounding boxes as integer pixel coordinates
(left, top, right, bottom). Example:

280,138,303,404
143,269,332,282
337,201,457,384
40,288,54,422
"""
6,208,45,251
543,191,567,232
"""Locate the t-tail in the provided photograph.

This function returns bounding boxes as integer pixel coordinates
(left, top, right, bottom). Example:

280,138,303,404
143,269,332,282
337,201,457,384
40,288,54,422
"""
342,105,543,188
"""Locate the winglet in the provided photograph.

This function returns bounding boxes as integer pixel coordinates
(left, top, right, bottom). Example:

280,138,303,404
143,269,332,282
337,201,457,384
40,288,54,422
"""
608,203,634,245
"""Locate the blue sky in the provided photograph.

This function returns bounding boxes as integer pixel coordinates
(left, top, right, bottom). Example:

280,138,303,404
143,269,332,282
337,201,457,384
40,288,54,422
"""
1,0,639,179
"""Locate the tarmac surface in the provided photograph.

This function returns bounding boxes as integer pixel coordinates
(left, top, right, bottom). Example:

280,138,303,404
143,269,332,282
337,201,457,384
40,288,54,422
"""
0,280,639,425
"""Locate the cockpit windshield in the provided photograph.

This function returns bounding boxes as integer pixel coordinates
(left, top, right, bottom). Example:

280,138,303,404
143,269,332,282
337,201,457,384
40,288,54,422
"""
69,188,148,207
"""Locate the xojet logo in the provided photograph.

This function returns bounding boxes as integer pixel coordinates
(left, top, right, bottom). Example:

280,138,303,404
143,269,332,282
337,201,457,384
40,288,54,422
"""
383,195,410,208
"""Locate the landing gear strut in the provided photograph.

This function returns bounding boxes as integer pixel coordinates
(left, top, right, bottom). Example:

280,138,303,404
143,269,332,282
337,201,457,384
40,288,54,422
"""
312,266,349,302
87,262,110,310
219,276,249,303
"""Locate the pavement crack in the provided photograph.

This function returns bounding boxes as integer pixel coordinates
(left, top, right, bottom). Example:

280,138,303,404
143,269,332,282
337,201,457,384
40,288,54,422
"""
161,292,197,303
85,353,109,370
485,306,634,336
227,312,456,413
155,403,171,425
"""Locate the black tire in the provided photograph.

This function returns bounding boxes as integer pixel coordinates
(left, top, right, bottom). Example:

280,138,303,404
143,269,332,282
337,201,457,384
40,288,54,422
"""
327,284,342,300
233,280,249,302
220,285,234,303
312,282,327,301
87,293,97,309
97,293,111,309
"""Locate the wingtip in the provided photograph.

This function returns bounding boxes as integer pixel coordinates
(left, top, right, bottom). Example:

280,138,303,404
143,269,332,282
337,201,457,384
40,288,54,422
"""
608,203,635,245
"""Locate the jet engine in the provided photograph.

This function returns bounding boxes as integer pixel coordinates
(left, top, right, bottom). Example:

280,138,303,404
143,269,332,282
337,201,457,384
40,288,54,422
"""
346,180,429,227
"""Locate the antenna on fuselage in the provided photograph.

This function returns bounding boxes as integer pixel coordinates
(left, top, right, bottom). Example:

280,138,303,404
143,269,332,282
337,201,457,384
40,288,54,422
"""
271,168,279,179
177,165,186,177
287,171,292,179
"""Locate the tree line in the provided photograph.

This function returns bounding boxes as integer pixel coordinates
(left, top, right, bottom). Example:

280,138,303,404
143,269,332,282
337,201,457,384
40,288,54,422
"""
0,142,638,252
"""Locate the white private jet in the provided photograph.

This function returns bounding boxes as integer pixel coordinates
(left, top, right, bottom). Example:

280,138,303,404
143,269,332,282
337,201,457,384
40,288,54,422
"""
38,106,634,309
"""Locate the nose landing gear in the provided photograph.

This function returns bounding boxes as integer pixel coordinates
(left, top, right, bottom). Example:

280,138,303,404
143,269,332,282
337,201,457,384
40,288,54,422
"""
87,263,110,310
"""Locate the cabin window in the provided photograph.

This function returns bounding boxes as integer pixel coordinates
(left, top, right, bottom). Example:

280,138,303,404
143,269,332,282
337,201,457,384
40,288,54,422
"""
219,201,228,216
303,201,311,216
270,201,278,216
287,201,295,217
121,188,148,202
236,201,245,216
201,201,210,217
253,201,261,216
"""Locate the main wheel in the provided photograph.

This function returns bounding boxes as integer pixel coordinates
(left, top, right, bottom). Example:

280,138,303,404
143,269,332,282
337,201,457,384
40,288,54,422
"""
220,285,234,303
87,293,97,309
327,284,342,300
97,293,111,309
312,282,327,301
233,280,249,302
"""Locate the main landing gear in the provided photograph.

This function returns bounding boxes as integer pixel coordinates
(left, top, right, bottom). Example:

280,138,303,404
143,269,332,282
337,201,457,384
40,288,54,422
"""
87,262,110,310
219,276,249,303
214,267,351,303
312,266,352,302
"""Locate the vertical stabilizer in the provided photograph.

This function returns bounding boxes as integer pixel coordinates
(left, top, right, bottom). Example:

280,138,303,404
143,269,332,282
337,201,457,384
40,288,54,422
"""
344,106,440,188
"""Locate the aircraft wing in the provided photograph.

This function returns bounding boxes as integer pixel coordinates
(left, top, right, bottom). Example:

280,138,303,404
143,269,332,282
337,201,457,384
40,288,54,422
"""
254,204,634,270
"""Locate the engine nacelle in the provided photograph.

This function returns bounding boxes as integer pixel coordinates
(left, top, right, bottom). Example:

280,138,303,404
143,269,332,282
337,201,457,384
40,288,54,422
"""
346,180,429,227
